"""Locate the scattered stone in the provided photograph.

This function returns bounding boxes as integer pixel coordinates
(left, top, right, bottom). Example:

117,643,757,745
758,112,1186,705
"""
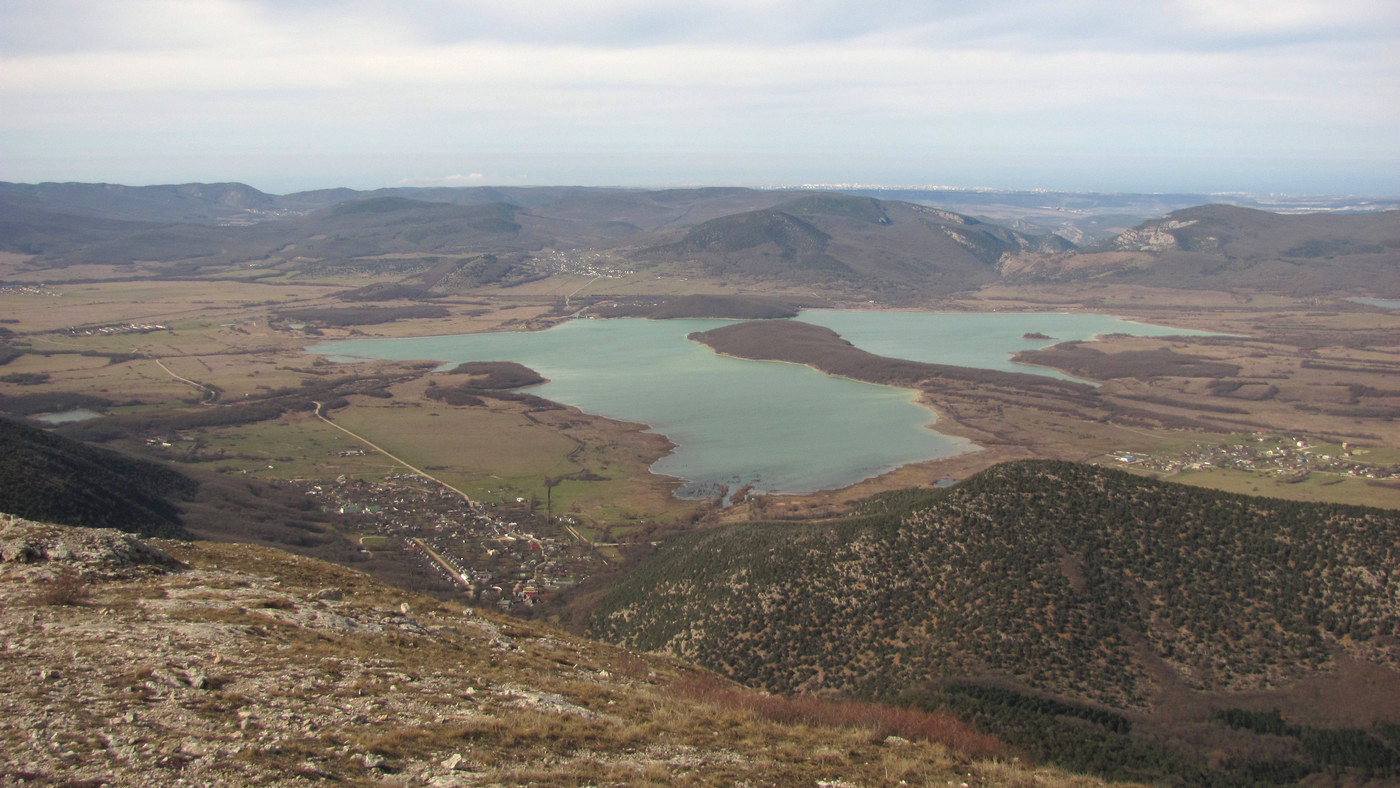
297,761,332,778
0,519,184,574
440,752,479,772
0,517,1005,788
149,667,188,689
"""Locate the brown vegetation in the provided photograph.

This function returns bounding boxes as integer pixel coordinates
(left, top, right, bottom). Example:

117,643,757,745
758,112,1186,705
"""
1014,343,1240,379
1,520,1064,788
275,305,450,327
586,294,810,319
672,673,1004,760
443,360,546,389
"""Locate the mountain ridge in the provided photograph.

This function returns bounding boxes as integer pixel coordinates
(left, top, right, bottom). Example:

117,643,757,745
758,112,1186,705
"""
1002,204,1400,294
4,181,1397,297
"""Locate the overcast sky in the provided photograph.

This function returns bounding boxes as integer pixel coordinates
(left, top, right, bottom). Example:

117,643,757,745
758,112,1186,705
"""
3,0,1397,195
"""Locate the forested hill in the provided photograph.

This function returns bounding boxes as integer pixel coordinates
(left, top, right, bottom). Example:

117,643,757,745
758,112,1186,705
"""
0,416,195,539
590,460,1400,712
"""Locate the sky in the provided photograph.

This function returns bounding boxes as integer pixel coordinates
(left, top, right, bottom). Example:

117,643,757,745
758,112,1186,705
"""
2,0,1398,195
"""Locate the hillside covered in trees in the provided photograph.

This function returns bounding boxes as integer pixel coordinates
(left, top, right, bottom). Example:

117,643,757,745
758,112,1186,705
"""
0,416,196,538
592,461,1400,709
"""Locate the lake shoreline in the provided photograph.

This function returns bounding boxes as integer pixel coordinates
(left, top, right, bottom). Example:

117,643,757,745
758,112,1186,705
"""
308,310,1205,502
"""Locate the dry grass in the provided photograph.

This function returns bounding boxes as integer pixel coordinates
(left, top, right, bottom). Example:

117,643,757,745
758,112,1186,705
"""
671,673,1005,760
4,533,1120,787
27,567,91,606
976,759,1139,787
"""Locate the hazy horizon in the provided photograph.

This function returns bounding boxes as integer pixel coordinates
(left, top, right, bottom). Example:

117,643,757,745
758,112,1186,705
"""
4,1,1397,196
5,179,1397,204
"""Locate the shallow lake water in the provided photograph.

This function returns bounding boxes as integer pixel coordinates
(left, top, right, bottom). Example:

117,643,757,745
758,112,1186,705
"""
308,311,1205,495
31,409,103,424
1348,297,1400,310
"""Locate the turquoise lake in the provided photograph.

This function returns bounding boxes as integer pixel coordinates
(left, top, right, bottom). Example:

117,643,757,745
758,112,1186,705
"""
308,311,1205,496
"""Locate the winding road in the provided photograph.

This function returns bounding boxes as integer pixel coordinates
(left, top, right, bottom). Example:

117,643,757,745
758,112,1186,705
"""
153,358,218,404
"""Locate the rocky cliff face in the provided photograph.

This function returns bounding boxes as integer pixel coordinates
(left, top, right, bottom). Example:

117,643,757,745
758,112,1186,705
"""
0,515,1060,787
1109,219,1198,252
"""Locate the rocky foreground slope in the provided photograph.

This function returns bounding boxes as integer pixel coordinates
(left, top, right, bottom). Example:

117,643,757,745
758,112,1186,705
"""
0,515,1105,788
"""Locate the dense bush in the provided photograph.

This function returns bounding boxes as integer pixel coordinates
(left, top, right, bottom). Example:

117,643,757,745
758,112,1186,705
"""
444,361,545,389
0,392,112,416
0,416,195,538
277,305,449,326
593,461,1400,709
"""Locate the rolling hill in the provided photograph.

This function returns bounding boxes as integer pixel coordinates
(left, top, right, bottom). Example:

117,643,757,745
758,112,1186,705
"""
3,181,1397,298
591,460,1400,714
0,415,378,571
2,184,1075,294
0,416,196,538
641,193,1073,291
1001,205,1400,295
0,181,282,224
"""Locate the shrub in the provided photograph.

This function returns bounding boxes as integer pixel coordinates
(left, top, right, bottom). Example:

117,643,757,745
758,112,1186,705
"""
671,673,1004,759
30,567,91,606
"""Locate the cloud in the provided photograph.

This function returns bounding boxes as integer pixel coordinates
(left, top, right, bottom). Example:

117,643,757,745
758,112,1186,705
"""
1,0,1396,192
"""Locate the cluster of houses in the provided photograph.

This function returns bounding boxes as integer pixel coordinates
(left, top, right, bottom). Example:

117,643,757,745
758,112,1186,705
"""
296,473,596,610
535,249,634,279
0,284,62,297
66,322,168,336
1116,434,1400,481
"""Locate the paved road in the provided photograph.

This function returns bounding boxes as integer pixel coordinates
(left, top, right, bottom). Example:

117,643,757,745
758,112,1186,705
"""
408,537,470,588
311,401,474,504
154,358,217,403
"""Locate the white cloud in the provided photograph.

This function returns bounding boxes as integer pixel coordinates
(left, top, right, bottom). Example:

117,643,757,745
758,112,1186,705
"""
1,0,1395,192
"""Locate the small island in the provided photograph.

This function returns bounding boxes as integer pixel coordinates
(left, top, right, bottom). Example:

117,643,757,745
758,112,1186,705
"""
1022,331,1054,340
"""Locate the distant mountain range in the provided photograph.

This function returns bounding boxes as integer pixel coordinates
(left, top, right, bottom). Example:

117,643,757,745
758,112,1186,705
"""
1002,204,1400,295
1,181,1396,297
836,187,1400,244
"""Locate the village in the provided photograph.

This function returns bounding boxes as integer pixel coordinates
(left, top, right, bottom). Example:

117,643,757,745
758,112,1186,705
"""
534,248,635,279
65,321,169,336
287,472,601,611
1114,433,1400,483
0,283,64,298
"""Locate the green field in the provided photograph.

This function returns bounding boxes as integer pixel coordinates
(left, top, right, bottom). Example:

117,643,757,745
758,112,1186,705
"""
1169,467,1400,509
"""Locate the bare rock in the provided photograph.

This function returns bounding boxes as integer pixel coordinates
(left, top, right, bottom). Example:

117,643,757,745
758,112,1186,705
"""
0,517,184,575
361,752,386,770
441,752,471,771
